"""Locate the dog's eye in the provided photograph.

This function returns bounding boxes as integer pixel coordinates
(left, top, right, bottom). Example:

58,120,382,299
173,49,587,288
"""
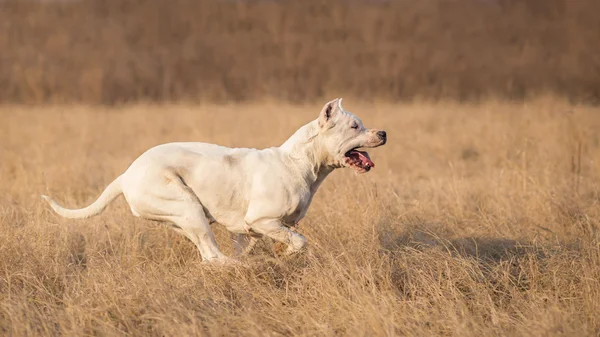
351,123,359,129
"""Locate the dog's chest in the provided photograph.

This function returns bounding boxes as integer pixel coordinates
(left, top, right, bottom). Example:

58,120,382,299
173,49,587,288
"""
281,190,312,226
280,171,329,226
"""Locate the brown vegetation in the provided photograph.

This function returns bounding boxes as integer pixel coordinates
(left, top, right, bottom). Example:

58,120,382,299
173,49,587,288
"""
1,100,600,335
1,0,599,104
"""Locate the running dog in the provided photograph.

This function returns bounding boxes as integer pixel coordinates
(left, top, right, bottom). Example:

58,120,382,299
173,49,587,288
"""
42,98,387,264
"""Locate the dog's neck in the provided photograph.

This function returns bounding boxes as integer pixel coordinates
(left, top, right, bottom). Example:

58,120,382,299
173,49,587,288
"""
279,120,336,185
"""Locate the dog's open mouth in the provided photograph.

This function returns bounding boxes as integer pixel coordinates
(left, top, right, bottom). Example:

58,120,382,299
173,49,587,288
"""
344,148,374,173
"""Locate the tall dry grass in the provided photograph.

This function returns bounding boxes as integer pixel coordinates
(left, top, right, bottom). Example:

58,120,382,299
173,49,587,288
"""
1,0,600,104
1,99,600,336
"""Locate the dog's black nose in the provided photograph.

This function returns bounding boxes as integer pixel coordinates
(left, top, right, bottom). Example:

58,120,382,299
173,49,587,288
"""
377,130,387,140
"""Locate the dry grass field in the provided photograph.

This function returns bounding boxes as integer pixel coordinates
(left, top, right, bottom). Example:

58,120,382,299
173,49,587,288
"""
1,99,600,336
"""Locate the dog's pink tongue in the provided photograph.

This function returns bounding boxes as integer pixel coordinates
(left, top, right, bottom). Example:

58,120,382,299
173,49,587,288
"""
355,150,374,168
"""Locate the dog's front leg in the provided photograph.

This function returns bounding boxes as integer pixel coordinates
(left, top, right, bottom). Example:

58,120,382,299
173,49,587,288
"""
247,219,307,255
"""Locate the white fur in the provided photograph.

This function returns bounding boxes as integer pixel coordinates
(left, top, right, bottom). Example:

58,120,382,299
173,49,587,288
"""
41,98,386,264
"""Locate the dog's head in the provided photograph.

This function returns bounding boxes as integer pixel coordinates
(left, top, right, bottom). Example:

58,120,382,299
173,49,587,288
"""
317,98,386,173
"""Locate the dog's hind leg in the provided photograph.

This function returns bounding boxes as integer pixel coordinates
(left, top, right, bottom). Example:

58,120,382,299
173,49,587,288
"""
128,171,232,264
170,214,233,264
162,199,233,264
170,221,233,264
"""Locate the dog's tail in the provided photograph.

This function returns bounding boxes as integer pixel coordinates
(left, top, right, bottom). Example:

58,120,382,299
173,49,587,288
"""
41,175,123,219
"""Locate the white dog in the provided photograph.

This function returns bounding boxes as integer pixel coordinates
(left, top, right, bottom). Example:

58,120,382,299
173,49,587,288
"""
42,98,387,264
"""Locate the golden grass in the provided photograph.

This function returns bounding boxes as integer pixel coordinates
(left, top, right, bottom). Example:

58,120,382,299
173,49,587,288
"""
1,99,600,336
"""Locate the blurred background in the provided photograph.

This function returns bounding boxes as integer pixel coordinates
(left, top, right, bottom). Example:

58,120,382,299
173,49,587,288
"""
1,0,599,105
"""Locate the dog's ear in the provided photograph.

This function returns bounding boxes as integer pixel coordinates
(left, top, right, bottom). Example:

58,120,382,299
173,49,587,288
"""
337,98,344,111
318,98,342,128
